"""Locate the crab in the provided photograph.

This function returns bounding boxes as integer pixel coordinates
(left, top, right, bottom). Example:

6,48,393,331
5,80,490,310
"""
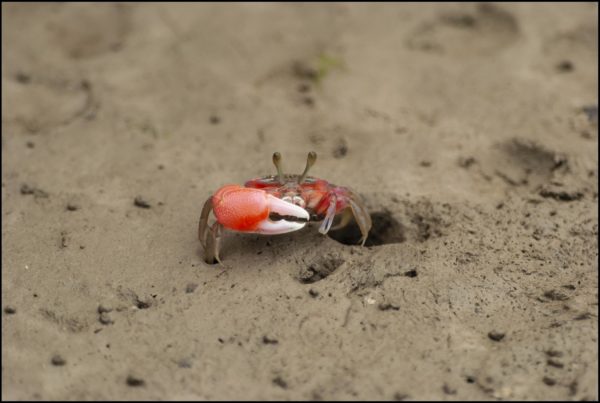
199,151,372,263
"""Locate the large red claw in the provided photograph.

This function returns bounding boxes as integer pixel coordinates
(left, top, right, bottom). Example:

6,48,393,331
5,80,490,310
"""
212,185,309,234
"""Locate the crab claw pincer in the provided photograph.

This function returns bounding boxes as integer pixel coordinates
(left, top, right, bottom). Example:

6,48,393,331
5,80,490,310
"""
212,185,309,234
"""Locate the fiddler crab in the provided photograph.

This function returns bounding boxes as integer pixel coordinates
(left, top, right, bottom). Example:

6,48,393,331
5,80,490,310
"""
199,151,372,263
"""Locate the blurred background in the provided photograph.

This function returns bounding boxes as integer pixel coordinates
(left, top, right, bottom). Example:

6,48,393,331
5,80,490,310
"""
2,2,597,400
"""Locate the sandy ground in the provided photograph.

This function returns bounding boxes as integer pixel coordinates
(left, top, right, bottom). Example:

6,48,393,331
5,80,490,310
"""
1,2,598,400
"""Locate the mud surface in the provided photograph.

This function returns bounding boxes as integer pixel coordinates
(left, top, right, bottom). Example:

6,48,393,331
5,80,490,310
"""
2,3,598,400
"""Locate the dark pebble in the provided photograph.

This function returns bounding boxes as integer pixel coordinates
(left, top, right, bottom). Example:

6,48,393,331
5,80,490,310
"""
99,312,114,325
488,331,505,342
404,269,418,278
185,283,198,294
178,358,193,368
126,375,145,387
97,304,113,314
4,306,16,314
51,355,66,366
556,60,574,72
262,335,279,345
272,376,287,389
15,72,31,84
133,196,151,209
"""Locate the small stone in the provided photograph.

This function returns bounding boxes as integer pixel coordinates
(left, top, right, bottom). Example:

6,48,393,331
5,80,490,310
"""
542,376,556,386
66,204,79,211
178,358,193,368
262,335,279,345
4,306,16,314
393,392,409,401
582,105,598,124
545,349,564,358
185,283,198,294
15,72,31,84
556,60,574,72
404,269,418,278
303,96,315,106
297,83,310,93
543,290,569,301
99,312,114,325
488,330,505,342
20,184,48,198
126,375,145,387
97,305,113,314
378,303,400,311
458,156,476,168
51,355,66,366
133,197,151,209
272,376,287,389
308,289,319,298
547,359,564,368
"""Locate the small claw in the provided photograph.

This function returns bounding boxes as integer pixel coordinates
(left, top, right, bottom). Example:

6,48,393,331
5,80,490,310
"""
256,194,308,234
266,194,309,221
255,219,306,234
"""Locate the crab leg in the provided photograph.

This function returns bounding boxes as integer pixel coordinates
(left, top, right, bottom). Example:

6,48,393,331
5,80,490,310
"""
318,195,338,235
199,196,214,249
348,197,372,246
205,221,224,264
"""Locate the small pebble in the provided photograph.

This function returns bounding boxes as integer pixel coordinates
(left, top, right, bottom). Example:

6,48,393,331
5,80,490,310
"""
99,312,114,325
272,376,287,389
4,306,16,314
126,375,145,387
133,197,151,209
185,283,198,294
488,331,505,342
556,60,574,72
97,305,113,314
178,358,193,368
262,335,279,345
51,355,66,366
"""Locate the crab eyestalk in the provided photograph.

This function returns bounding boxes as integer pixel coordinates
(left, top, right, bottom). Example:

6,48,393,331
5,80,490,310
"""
299,151,317,184
272,152,285,184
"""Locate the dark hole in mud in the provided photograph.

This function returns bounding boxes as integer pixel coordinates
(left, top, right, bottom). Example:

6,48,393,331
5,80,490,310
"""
328,211,406,246
298,256,344,284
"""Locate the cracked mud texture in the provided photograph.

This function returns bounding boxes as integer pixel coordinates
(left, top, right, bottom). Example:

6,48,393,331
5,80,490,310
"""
2,2,598,401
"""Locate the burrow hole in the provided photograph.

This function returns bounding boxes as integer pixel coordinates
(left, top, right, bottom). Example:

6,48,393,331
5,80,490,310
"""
328,210,406,246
